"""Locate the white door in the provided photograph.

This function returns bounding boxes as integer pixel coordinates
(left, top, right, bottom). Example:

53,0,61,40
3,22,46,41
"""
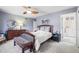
60,13,76,45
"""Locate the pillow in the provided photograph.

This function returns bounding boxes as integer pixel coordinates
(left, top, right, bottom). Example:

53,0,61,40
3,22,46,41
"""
40,26,50,32
44,27,50,32
40,27,45,31
20,33,33,42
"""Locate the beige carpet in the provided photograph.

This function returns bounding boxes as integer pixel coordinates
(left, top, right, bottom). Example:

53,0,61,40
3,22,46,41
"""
0,40,79,53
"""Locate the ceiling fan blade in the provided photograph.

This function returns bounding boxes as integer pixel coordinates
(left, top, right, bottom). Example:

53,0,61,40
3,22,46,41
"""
23,11,27,14
32,11,39,14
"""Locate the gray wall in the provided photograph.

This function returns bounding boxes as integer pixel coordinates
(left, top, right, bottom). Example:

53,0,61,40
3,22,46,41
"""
0,11,33,33
36,7,77,33
0,11,9,33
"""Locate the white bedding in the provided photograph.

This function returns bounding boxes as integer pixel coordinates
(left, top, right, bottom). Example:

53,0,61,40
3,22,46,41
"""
13,30,52,51
31,30,52,51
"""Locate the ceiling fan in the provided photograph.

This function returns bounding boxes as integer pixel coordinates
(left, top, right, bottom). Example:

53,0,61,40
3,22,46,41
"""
22,6,39,16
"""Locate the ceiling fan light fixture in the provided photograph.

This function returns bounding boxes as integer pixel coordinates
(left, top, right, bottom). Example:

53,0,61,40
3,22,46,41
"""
32,13,38,16
27,10,32,14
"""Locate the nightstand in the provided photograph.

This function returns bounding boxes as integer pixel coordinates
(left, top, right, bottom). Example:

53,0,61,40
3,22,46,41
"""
52,33,61,42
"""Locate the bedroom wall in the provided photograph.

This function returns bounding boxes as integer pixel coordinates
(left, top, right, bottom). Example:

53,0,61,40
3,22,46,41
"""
0,11,9,33
36,7,77,33
0,11,33,33
7,15,33,31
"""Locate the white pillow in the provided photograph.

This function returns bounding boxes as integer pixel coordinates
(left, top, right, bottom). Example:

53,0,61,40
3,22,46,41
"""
44,27,50,32
40,27,45,31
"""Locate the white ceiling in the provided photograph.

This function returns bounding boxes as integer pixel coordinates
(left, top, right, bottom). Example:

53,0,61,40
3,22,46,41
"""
0,6,75,18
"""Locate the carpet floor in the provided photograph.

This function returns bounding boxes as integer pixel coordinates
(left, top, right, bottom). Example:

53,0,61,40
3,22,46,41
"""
0,40,79,53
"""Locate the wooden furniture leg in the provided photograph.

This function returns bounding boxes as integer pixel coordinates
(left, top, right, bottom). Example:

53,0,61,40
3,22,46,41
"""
22,48,25,53
30,48,33,52
14,41,16,46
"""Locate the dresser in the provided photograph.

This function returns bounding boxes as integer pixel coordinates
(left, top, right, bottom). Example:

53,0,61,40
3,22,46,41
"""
6,30,26,40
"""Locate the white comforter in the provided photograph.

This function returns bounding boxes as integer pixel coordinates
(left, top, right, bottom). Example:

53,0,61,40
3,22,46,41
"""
31,30,52,51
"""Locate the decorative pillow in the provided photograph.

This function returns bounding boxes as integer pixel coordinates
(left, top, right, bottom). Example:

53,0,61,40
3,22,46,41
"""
20,33,33,42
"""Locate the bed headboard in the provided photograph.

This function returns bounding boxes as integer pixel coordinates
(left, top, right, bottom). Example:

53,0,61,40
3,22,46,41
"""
37,25,53,33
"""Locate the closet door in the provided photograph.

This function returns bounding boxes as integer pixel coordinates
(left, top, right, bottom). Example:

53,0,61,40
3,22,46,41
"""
60,13,76,45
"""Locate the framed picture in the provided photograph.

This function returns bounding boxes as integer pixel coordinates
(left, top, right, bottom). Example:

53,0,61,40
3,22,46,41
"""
7,20,17,29
42,19,49,25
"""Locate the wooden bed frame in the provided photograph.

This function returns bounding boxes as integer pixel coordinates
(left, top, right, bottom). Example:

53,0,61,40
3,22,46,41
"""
14,25,53,53
34,25,53,51
37,25,53,33
34,25,53,52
